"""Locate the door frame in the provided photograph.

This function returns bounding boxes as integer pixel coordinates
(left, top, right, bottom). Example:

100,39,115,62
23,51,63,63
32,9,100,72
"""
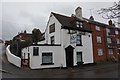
22,53,30,67
65,45,74,67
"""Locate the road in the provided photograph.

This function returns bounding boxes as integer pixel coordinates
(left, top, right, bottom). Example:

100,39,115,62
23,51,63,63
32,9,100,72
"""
1,44,119,79
0,43,2,80
0,43,6,79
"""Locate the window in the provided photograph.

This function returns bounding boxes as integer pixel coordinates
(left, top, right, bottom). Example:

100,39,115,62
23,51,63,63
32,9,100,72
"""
117,39,120,44
49,23,55,33
110,29,115,35
28,47,29,51
106,28,110,36
33,47,39,56
115,30,118,35
108,49,113,54
96,25,100,31
76,21,82,28
97,36,102,43
107,38,112,44
77,52,82,62
42,53,53,65
76,34,82,45
51,36,54,44
98,48,103,56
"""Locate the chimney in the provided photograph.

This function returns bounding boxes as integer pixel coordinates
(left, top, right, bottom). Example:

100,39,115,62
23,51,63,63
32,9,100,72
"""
89,16,94,20
108,20,112,26
75,7,82,19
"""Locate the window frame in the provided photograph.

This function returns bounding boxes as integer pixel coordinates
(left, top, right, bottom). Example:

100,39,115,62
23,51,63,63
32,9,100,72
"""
76,52,83,63
107,38,112,44
96,36,102,43
76,21,83,28
106,28,110,36
108,49,113,55
98,48,103,56
33,47,39,56
49,23,55,33
76,34,82,46
117,39,120,44
50,36,55,44
115,30,118,35
96,25,100,31
41,52,54,65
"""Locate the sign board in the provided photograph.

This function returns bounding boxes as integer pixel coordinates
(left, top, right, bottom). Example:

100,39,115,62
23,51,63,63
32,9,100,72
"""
70,34,76,44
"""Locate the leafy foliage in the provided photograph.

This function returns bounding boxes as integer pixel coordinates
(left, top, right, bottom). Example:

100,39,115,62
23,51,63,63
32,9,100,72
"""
98,1,120,24
32,28,42,44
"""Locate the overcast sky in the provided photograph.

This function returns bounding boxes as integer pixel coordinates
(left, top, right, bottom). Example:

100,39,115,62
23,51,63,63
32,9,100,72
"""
1,2,114,40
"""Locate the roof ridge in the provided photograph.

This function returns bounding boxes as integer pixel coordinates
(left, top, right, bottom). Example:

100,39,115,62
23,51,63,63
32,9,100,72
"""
51,12,70,18
83,17,120,30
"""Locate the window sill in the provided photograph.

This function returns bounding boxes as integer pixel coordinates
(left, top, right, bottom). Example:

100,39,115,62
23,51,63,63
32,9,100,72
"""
33,55,39,56
98,55,103,56
77,62,84,64
96,30,100,32
97,43,102,44
41,63,54,65
76,44,83,46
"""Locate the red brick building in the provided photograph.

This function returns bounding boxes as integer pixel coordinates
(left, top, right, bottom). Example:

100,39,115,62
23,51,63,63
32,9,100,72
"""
84,17,120,63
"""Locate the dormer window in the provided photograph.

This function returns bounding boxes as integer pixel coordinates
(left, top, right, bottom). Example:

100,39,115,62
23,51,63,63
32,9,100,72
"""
76,21,83,28
96,25,100,31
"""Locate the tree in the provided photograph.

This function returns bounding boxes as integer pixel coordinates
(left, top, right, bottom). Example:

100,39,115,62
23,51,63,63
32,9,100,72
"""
32,28,42,44
97,1,120,24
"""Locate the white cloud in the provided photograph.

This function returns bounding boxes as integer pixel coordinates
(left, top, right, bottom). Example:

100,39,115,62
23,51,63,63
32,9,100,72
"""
2,2,114,40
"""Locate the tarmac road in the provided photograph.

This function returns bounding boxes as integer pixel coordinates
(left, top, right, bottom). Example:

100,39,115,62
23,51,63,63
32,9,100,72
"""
1,44,119,78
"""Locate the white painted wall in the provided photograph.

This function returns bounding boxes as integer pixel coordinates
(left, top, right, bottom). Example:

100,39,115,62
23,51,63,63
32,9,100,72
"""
22,13,94,69
75,33,93,65
61,29,93,66
38,40,45,44
6,45,21,67
45,13,61,44
24,46,63,69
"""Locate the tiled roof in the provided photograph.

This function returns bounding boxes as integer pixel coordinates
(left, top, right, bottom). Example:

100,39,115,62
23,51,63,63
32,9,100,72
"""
13,33,32,41
83,17,120,30
51,12,120,31
52,12,92,33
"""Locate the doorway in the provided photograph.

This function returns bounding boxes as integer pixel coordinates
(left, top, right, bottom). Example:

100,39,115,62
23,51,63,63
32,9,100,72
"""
65,45,74,67
22,53,30,67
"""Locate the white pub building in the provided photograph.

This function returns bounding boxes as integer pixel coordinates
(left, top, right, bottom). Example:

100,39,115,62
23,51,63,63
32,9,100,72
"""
22,7,94,69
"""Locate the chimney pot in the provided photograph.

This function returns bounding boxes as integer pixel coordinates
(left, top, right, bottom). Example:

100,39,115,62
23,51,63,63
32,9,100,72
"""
89,16,94,20
108,20,112,26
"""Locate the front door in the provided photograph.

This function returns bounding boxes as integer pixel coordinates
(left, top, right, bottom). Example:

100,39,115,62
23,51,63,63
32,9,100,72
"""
65,45,74,67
